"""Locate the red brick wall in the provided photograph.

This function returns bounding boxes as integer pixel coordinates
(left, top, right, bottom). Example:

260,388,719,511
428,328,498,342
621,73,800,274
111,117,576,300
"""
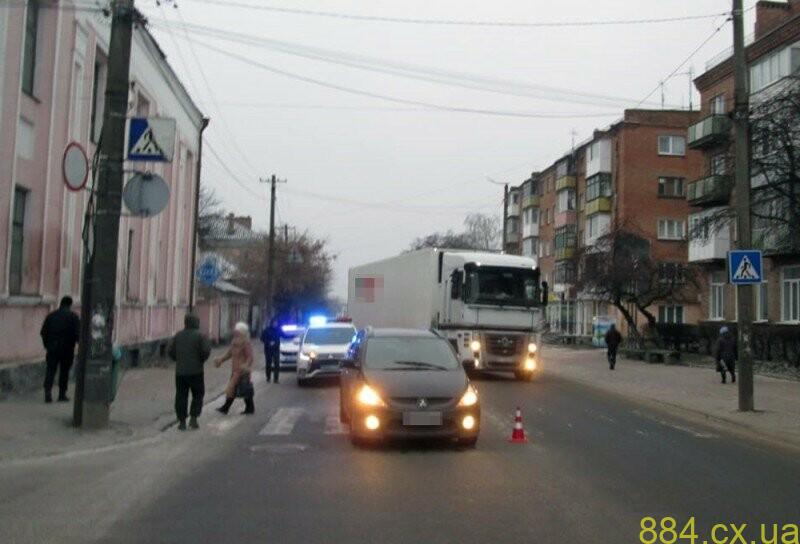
755,1,800,39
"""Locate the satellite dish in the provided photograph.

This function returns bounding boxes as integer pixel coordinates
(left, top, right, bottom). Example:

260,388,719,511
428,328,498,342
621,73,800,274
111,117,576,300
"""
122,172,170,217
62,142,89,191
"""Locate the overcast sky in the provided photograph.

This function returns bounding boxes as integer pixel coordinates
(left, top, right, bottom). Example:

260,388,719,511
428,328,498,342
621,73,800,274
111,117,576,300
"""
140,0,757,300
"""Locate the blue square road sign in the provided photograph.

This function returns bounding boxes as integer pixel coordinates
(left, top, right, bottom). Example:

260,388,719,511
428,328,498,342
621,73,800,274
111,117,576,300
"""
728,250,763,285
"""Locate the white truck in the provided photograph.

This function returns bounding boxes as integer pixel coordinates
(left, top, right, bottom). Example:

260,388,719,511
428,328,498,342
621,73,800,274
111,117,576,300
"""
347,248,548,381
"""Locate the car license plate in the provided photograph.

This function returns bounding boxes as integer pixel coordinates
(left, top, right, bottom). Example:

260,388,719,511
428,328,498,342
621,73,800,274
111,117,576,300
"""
403,411,442,426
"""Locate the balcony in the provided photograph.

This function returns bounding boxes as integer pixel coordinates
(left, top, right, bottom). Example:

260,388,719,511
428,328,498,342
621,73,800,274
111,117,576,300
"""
522,221,539,239
554,210,576,228
754,226,795,256
555,175,576,191
688,228,730,262
687,174,732,207
522,195,540,208
585,197,612,216
687,115,731,149
555,247,575,261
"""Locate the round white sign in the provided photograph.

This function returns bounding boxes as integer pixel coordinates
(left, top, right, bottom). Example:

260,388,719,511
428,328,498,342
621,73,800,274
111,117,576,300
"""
62,142,89,191
122,172,170,217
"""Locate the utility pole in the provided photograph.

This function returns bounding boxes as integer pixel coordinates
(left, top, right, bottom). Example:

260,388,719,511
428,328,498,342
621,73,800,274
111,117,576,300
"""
732,0,755,412
188,118,210,314
261,175,286,319
73,0,135,428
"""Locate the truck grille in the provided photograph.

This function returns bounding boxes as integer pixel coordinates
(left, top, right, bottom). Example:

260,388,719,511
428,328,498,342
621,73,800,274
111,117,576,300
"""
485,334,524,356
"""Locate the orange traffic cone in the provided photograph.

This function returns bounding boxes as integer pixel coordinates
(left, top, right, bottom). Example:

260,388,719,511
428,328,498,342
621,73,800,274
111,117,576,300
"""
508,407,528,443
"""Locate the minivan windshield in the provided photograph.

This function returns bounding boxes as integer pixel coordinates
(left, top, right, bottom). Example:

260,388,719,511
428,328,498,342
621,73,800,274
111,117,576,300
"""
304,327,356,345
364,337,460,371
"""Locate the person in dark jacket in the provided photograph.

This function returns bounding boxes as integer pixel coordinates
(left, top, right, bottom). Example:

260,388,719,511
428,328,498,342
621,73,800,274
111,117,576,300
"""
715,326,737,384
40,296,80,403
168,314,212,430
604,324,623,370
261,318,281,383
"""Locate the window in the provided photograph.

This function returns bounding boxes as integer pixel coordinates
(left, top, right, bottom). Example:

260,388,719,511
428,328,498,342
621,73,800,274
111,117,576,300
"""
658,305,684,324
749,48,792,94
522,238,538,257
556,189,575,213
586,214,608,242
530,208,538,225
511,192,519,205
586,173,611,201
556,159,572,178
658,135,686,156
658,177,685,198
711,154,727,175
781,266,800,322
756,282,769,321
125,229,135,300
9,188,28,294
658,219,685,240
709,94,726,115
658,262,685,284
554,225,577,249
21,0,39,95
90,52,107,143
554,262,576,284
710,271,726,320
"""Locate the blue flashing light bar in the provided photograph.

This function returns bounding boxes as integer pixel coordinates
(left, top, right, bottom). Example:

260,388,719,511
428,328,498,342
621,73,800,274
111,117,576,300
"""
281,324,299,333
308,315,328,327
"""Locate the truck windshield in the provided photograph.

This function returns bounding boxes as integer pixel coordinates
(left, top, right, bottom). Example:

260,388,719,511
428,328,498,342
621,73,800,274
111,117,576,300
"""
464,265,539,307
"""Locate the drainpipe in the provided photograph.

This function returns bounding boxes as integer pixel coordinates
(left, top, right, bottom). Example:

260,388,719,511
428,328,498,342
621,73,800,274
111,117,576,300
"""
188,117,210,313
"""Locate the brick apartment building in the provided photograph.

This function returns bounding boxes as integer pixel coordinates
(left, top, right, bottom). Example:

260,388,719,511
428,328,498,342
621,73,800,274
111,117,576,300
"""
504,110,704,337
690,0,800,329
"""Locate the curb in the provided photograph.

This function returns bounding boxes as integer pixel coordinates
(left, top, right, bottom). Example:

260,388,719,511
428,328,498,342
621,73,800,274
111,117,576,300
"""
546,371,800,454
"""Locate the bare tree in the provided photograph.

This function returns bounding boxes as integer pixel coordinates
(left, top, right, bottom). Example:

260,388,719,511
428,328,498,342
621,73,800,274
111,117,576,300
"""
573,220,696,347
410,213,500,251
198,185,223,220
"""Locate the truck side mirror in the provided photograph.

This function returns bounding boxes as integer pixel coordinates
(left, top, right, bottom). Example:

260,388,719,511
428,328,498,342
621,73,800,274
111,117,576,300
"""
541,281,549,307
450,270,463,300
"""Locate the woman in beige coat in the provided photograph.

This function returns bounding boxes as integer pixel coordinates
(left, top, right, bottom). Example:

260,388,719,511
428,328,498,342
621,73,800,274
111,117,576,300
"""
215,322,255,415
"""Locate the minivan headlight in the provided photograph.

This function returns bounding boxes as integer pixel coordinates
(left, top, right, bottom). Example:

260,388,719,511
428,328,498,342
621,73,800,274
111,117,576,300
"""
458,384,479,407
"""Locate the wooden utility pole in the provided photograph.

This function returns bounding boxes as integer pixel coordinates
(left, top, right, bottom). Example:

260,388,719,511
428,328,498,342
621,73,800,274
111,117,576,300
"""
732,0,755,412
73,0,135,428
261,175,286,319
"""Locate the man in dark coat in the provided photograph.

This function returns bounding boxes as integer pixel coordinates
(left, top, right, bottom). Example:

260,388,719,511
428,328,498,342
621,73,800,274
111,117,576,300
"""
40,296,80,403
261,318,281,383
168,314,212,430
715,326,737,384
604,324,623,370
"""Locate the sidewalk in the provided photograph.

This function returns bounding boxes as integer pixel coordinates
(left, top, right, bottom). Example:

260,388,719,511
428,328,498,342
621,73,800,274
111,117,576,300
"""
545,346,800,449
0,341,263,464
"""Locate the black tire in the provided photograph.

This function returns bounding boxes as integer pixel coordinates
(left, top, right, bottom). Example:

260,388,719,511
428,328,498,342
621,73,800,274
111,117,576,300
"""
350,433,364,448
458,436,478,448
339,397,350,424
297,377,308,387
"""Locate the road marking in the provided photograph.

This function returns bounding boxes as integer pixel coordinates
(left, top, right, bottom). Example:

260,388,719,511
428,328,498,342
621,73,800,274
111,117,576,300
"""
324,415,347,435
259,407,304,436
633,410,716,439
250,443,309,454
208,417,245,436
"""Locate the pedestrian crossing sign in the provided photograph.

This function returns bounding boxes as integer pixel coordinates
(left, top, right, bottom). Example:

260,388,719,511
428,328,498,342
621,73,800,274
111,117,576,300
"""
728,250,763,285
127,117,176,162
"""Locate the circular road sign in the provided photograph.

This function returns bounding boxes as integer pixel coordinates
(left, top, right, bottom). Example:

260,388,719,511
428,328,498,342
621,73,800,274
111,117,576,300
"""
197,258,221,286
62,142,89,192
122,172,170,218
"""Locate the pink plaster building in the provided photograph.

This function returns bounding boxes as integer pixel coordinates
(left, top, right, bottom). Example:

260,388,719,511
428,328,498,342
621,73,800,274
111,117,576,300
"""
0,1,205,388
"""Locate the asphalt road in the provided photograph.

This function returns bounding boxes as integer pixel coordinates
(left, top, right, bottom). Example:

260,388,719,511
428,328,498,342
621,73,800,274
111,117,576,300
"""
90,371,799,544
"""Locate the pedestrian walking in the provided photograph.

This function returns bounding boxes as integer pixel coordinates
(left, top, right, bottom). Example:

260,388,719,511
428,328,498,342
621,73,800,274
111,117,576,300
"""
215,322,255,415
604,324,622,370
261,317,281,383
715,326,737,384
167,314,212,431
40,296,80,403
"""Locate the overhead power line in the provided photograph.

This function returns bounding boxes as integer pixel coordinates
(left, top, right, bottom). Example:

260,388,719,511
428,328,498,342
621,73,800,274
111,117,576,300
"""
158,32,627,119
186,0,727,28
150,18,669,110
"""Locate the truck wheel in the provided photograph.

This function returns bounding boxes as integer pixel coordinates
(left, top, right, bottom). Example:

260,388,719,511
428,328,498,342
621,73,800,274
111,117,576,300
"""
514,371,534,382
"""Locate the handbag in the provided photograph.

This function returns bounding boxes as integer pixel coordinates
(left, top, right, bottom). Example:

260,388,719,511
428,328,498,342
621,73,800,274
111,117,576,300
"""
235,374,254,398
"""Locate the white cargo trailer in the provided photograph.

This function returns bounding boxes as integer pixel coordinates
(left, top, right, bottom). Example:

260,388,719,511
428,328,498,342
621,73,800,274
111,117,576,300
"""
348,248,548,381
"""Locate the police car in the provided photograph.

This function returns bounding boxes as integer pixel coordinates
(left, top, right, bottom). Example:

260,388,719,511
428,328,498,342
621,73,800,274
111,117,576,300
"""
296,320,357,386
278,324,306,369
